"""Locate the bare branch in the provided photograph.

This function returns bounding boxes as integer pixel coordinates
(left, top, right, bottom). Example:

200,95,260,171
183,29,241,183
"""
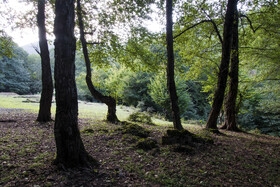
174,20,211,39
84,32,94,35
240,46,276,51
86,42,101,45
202,8,223,44
263,79,280,81
174,18,223,44
32,45,41,55
239,14,261,33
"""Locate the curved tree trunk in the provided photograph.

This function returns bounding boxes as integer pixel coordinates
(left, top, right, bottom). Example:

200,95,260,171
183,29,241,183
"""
206,0,238,132
53,0,96,168
166,0,183,130
221,4,240,131
36,0,53,122
77,0,119,123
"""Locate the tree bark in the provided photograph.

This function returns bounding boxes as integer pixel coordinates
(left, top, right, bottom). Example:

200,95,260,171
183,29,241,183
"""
77,0,119,123
206,0,238,131
36,0,53,122
53,0,96,168
221,3,240,131
166,0,183,130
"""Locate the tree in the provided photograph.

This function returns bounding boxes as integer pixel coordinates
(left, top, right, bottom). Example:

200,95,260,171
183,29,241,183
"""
166,0,183,130
26,54,42,93
148,72,195,120
36,0,54,122
206,0,238,131
0,45,31,94
221,3,240,131
77,0,119,123
0,31,13,58
53,0,95,168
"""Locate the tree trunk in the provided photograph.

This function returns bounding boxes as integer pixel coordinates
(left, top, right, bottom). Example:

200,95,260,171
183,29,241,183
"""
221,4,240,131
166,0,183,130
36,0,53,122
77,0,119,123
53,0,96,168
206,0,238,131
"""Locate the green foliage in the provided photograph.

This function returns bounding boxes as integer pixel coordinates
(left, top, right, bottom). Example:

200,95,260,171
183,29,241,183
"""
25,54,41,93
0,31,14,58
236,3,280,136
119,71,154,109
0,46,32,94
148,72,195,120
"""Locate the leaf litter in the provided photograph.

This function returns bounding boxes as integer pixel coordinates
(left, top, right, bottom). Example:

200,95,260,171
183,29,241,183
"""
0,109,279,186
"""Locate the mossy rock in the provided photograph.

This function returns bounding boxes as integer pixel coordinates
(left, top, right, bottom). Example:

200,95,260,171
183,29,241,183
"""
166,129,194,137
162,129,193,145
122,134,141,144
97,129,109,133
118,121,150,138
172,144,194,154
128,112,154,125
82,128,94,134
193,130,214,144
162,129,214,146
136,138,158,151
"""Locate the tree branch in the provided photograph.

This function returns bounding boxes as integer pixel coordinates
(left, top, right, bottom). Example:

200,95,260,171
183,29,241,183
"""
240,46,276,51
174,18,223,44
263,79,280,81
174,20,211,39
86,42,101,45
239,14,262,33
202,8,223,44
32,45,41,55
84,32,94,35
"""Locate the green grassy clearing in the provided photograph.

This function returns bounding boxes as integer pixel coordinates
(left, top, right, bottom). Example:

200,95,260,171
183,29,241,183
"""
0,94,136,121
0,94,188,126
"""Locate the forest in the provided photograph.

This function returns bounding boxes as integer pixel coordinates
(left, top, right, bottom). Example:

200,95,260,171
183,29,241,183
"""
0,0,279,186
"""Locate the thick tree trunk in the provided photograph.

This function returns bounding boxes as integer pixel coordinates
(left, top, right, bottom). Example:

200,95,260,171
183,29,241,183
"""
206,0,238,131
53,0,95,168
77,0,119,123
221,4,240,131
36,0,53,122
166,0,183,130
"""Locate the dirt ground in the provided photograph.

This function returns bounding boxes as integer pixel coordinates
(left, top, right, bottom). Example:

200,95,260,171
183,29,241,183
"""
0,109,279,186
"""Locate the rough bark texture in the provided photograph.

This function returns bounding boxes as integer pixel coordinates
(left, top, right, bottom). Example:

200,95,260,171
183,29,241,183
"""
77,0,119,123
36,0,53,122
206,0,238,131
221,4,240,131
166,0,183,130
53,0,96,168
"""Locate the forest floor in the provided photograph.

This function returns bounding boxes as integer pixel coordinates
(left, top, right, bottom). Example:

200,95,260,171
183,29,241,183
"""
0,95,280,186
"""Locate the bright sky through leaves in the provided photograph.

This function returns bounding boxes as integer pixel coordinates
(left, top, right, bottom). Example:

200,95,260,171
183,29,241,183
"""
1,0,163,46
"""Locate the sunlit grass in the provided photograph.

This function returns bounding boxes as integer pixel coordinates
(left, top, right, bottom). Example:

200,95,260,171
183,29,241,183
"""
0,94,135,121
0,95,40,112
0,94,196,127
77,101,135,121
